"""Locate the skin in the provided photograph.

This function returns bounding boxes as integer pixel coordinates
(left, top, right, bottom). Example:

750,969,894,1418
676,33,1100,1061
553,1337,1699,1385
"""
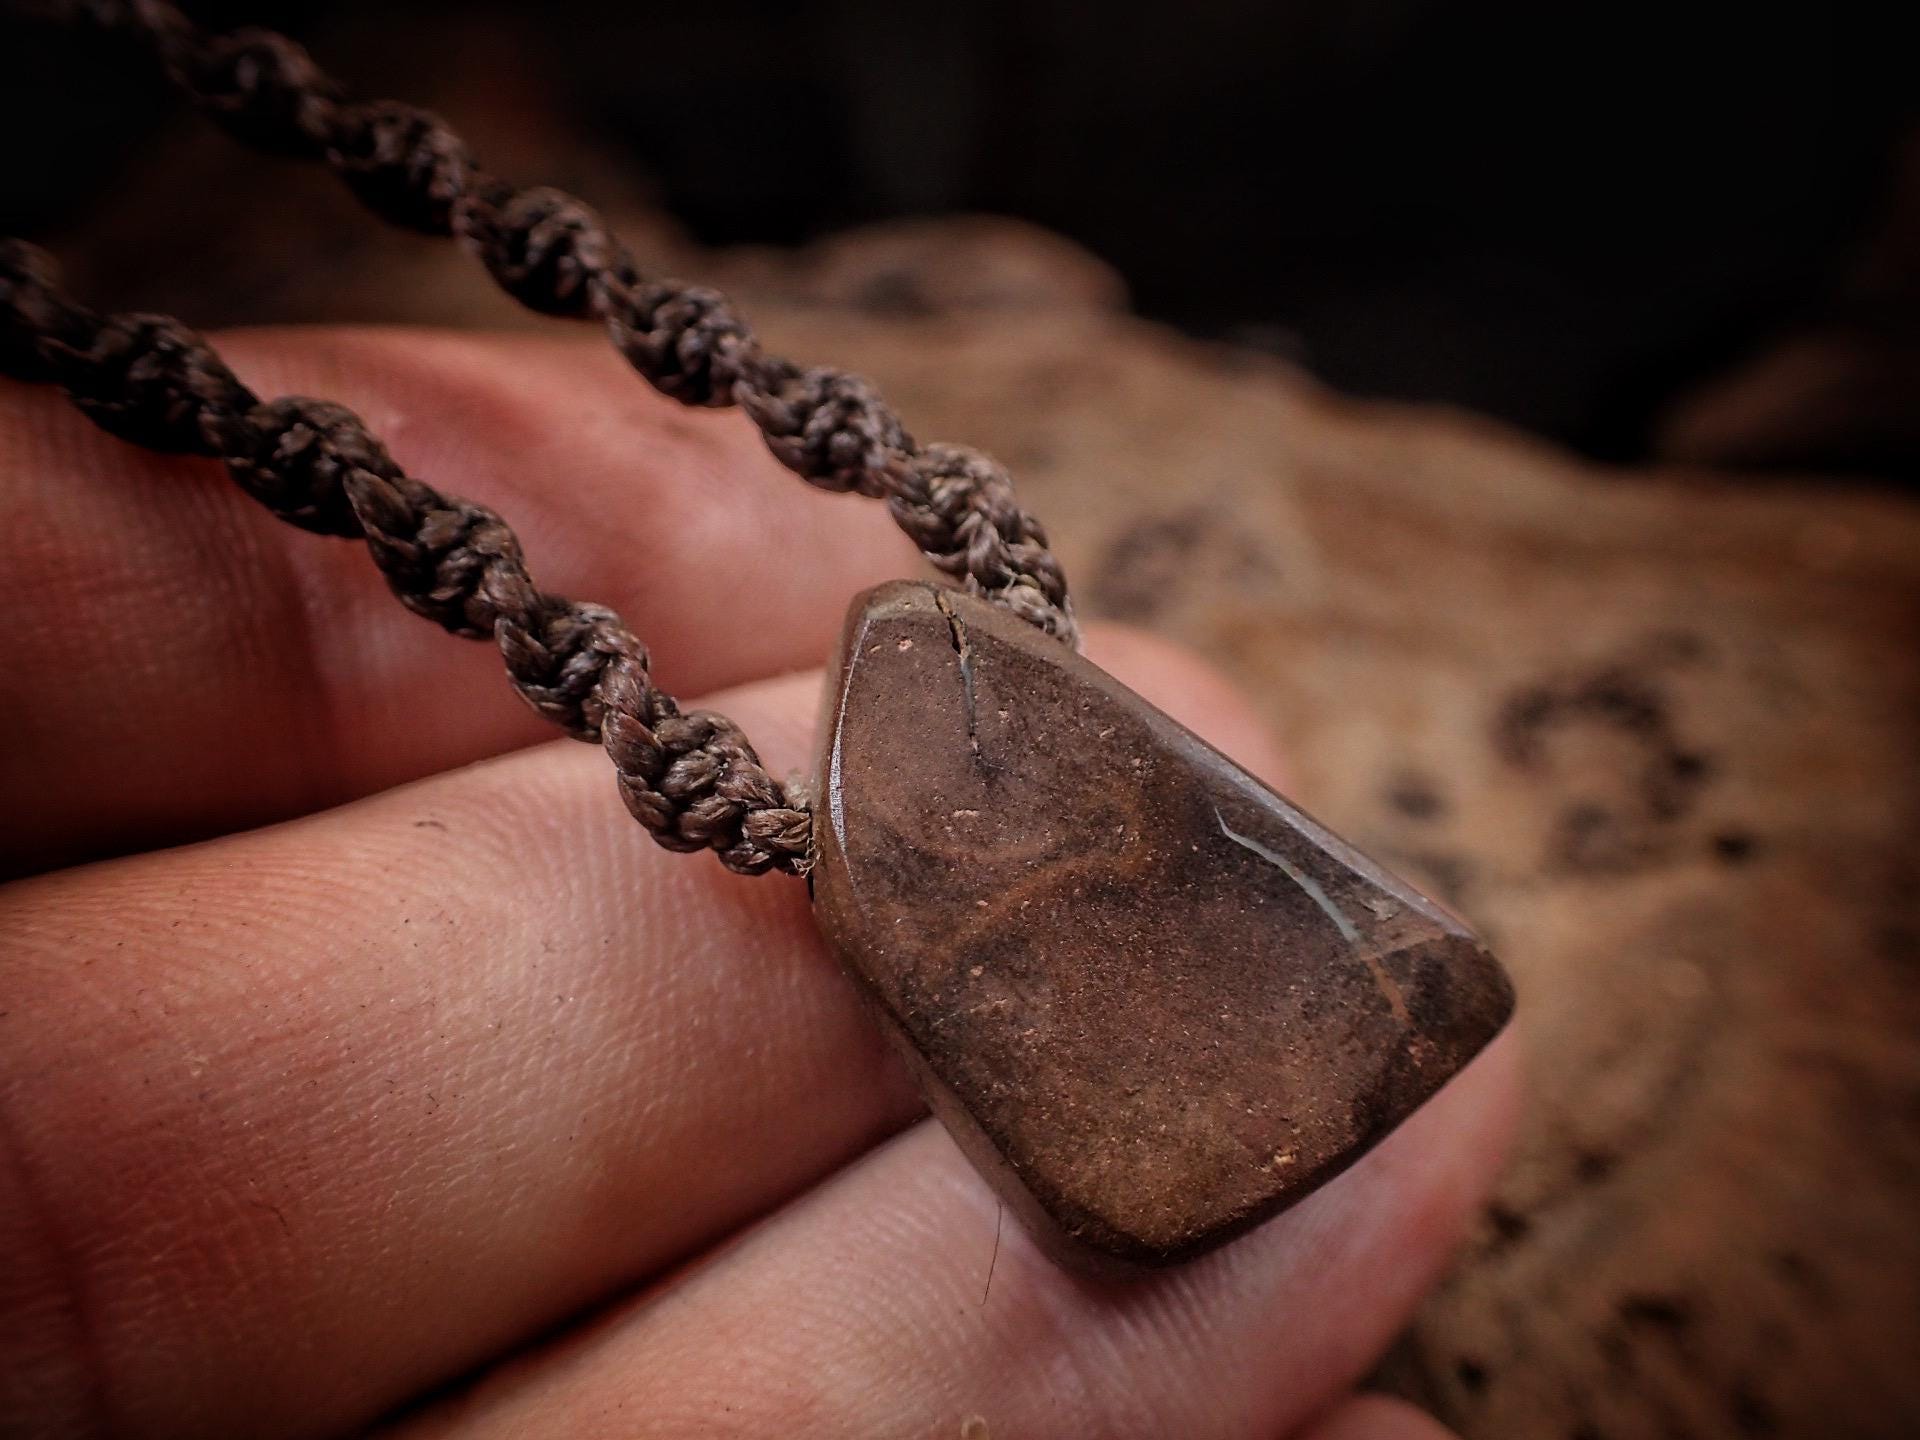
0,330,1520,1439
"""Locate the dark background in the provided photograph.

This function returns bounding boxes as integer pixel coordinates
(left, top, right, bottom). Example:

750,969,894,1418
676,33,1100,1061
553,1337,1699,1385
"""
4,0,1915,473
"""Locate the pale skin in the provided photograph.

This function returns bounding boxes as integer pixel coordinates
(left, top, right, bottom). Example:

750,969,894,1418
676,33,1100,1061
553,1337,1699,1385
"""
0,329,1520,1438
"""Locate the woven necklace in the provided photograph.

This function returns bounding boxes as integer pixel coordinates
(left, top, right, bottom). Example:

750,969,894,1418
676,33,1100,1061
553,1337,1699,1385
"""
1,0,1513,1272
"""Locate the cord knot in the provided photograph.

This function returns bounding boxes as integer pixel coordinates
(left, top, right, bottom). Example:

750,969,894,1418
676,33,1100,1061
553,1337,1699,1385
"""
497,598,647,739
57,313,252,454
894,444,1077,644
185,27,341,154
597,676,811,874
743,364,908,496
341,480,523,636
457,186,617,318
220,396,385,536
598,279,757,407
0,239,77,382
327,100,473,233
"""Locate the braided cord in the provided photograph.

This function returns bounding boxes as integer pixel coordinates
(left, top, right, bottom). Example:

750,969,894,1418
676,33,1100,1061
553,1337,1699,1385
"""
52,0,1077,646
0,238,815,874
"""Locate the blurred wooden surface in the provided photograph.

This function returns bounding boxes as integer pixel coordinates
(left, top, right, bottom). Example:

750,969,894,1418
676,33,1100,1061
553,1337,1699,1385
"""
757,276,1920,1440
53,128,1920,1439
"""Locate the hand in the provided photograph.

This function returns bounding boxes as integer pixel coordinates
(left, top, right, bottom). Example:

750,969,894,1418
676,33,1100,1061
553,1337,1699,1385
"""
0,330,1519,1438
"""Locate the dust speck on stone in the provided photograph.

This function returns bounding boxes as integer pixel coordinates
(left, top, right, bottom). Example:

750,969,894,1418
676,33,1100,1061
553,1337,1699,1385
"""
1387,771,1447,821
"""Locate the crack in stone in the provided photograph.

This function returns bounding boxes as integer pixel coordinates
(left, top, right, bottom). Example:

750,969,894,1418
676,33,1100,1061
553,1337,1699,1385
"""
936,589,982,758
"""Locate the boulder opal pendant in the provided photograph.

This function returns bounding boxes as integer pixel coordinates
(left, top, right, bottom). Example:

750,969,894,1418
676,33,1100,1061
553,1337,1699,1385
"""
812,582,1514,1271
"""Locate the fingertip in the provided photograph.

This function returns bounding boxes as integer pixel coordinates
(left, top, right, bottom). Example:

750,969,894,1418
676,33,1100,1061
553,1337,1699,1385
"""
1080,622,1289,789
1356,1019,1525,1274
1467,1022,1526,1168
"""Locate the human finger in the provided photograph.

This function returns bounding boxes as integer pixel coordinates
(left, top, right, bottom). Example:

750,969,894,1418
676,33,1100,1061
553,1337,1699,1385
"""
0,627,1283,1439
383,1036,1519,1439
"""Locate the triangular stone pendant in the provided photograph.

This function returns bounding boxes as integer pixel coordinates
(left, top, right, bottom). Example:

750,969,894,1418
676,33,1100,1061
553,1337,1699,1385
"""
812,582,1513,1271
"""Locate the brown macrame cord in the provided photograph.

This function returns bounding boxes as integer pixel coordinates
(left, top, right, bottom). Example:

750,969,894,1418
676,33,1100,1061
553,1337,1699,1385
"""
0,238,818,873
1,3,1083,877
42,0,1076,647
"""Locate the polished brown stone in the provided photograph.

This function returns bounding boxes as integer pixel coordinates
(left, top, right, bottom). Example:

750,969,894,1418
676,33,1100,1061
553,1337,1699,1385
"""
811,581,1514,1270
